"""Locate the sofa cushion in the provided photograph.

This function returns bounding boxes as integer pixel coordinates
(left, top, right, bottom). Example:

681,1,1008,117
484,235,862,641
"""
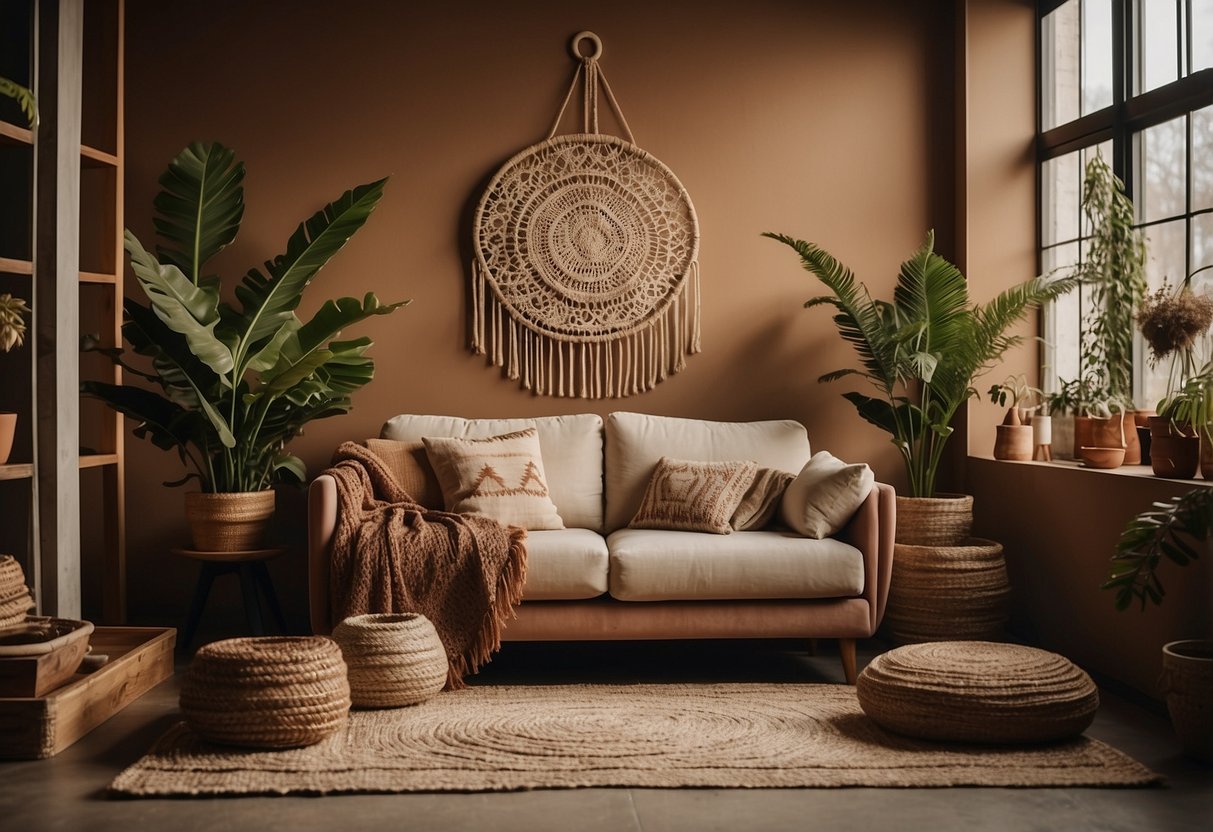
521,529,609,601
364,438,444,508
780,451,875,539
606,529,865,602
381,414,604,531
605,412,812,532
629,457,758,534
423,428,564,530
731,467,795,531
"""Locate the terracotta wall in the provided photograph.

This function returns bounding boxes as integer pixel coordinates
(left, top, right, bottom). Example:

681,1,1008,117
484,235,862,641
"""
119,0,958,627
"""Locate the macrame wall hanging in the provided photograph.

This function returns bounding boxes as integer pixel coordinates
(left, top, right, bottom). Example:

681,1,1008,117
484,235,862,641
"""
471,31,701,398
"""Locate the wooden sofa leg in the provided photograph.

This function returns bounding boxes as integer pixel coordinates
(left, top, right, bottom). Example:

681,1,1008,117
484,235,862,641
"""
839,638,857,685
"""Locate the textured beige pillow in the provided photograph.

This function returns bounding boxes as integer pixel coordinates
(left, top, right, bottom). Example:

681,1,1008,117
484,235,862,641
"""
364,438,444,508
779,451,875,539
422,428,564,530
629,457,758,535
730,467,795,531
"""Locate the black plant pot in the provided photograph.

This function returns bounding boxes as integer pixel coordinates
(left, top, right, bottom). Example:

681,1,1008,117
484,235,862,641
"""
1137,425,1152,465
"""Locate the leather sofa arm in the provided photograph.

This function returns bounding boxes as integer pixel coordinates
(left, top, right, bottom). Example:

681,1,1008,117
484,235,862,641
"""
308,473,338,635
837,482,897,634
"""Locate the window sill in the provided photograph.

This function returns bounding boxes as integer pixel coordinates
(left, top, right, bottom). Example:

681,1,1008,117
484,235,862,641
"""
967,454,1212,487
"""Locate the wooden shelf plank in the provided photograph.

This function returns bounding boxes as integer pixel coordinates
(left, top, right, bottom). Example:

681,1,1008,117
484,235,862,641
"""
0,464,34,482
0,257,34,275
79,143,118,168
78,454,118,470
0,121,33,147
79,270,116,284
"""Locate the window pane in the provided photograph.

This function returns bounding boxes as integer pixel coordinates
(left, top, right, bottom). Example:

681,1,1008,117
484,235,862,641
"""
1137,0,1180,93
1082,0,1114,113
1137,116,1187,222
1043,0,1081,129
1080,141,1115,236
1044,242,1082,384
1193,213,1213,288
1194,105,1213,211
1141,219,1189,406
1043,150,1081,246
1193,0,1213,73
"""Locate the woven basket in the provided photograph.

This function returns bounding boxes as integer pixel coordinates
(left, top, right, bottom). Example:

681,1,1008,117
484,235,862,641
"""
857,641,1099,744
894,494,973,546
0,555,34,630
1161,639,1213,762
184,490,275,552
180,636,350,748
884,537,1009,644
332,613,448,708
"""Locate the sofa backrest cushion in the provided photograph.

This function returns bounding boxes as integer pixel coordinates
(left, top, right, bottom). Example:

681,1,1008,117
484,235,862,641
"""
604,412,812,532
381,414,604,531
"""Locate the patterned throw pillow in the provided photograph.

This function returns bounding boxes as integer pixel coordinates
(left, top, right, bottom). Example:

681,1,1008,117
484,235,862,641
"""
629,457,758,535
779,451,875,539
365,438,444,508
422,427,564,530
730,467,795,531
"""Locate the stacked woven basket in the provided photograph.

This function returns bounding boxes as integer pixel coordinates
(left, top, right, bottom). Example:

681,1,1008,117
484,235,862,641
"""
0,555,35,630
884,495,1011,644
180,636,351,748
332,613,448,708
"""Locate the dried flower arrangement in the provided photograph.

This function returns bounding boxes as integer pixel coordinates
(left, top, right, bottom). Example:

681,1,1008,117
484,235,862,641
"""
1137,283,1213,367
0,293,30,353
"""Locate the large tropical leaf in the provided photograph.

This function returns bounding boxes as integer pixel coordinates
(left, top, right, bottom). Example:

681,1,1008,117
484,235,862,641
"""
892,231,970,372
230,178,388,369
125,231,234,377
80,381,196,455
152,142,245,284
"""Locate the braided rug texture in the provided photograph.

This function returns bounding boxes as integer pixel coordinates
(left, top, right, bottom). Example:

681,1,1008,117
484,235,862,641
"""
110,683,1155,796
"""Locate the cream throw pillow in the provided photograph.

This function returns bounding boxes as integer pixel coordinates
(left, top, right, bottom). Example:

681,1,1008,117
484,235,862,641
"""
730,467,795,531
779,451,874,539
629,457,758,535
364,438,444,508
423,428,564,530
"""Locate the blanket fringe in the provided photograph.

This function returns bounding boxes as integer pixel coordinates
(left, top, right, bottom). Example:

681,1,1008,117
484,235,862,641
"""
471,259,701,398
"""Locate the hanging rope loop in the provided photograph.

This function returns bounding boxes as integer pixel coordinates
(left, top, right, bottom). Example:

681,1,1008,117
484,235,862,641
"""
546,30,636,144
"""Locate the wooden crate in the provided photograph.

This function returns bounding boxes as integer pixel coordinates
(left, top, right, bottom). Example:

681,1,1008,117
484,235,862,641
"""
0,626,175,760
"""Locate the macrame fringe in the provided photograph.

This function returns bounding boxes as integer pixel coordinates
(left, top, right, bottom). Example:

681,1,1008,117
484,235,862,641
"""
471,260,701,398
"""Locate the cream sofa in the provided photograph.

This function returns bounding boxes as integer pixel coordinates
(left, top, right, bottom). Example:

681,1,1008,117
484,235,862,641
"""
308,412,895,683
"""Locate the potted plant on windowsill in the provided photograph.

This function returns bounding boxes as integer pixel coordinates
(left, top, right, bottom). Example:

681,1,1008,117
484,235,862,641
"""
1060,153,1148,464
1104,486,1213,760
764,229,1076,643
988,374,1043,461
83,142,407,551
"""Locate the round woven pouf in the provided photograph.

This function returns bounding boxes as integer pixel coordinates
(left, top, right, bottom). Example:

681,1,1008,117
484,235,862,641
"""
856,641,1099,744
332,613,448,708
180,636,350,748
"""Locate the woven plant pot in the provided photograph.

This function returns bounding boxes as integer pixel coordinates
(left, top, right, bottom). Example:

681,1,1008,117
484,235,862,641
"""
180,636,350,748
884,538,1009,644
894,494,973,546
184,490,275,552
0,555,35,630
1161,639,1213,762
332,613,448,708
857,641,1099,744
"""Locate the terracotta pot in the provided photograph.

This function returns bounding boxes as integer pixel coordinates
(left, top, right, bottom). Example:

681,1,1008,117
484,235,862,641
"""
1073,416,1095,457
1078,445,1125,469
1122,411,1142,465
1134,410,1156,428
0,412,15,465
1148,417,1200,479
1161,640,1213,762
993,425,1033,461
184,490,276,552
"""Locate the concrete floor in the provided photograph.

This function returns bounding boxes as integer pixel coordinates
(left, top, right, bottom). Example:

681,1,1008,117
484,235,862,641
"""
1,639,1210,832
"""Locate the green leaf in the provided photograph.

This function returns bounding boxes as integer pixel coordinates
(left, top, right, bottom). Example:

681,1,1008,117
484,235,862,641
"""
0,76,37,127
273,452,307,484
152,142,245,284
124,231,234,376
231,179,388,369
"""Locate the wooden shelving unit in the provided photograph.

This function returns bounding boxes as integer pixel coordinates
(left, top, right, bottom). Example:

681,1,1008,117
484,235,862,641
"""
0,0,125,623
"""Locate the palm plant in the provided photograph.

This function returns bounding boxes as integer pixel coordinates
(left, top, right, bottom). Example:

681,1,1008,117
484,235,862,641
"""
84,142,407,492
1104,486,1211,610
764,230,1077,497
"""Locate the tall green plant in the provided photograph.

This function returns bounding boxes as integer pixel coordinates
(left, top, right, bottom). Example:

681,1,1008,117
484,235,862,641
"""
84,142,407,492
764,230,1076,497
1074,153,1147,405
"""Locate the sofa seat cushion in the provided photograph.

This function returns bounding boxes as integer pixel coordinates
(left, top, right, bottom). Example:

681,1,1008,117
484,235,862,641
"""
606,529,865,602
521,529,609,601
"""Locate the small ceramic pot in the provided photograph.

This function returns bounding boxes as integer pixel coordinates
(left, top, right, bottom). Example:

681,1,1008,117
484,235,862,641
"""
1079,446,1125,469
1148,417,1199,479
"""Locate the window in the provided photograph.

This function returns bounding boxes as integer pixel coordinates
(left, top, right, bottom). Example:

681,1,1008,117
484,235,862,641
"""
1038,0,1213,408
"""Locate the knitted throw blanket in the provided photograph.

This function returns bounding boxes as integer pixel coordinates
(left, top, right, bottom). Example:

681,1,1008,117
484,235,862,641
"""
324,442,527,690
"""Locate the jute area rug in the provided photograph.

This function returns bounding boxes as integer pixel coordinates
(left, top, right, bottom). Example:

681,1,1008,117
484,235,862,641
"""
110,683,1157,796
